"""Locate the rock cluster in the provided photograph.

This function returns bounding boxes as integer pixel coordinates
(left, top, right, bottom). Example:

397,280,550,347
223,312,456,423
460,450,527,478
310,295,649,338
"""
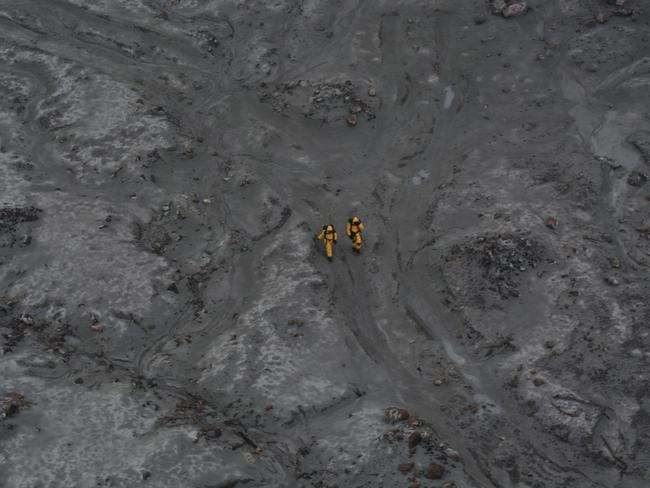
0,206,40,248
490,0,528,18
449,233,544,298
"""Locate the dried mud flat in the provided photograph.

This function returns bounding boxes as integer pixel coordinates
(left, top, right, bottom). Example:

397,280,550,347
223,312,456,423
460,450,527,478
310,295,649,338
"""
1,1,649,487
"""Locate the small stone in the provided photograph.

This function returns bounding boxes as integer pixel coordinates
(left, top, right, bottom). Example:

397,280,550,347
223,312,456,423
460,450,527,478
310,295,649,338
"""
444,447,461,461
398,462,414,472
384,406,410,422
424,462,446,479
627,171,647,187
368,86,377,97
19,314,34,325
74,377,84,385
182,145,195,157
604,276,620,286
544,340,555,349
442,482,456,488
408,431,422,448
433,378,444,386
1,393,27,418
545,217,558,230
490,0,506,14
90,324,105,332
346,114,358,126
502,1,528,18
533,377,545,386
203,427,221,438
142,471,151,480
265,405,273,411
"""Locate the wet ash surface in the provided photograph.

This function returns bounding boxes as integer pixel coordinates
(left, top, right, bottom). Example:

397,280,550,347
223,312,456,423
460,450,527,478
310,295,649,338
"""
1,0,650,487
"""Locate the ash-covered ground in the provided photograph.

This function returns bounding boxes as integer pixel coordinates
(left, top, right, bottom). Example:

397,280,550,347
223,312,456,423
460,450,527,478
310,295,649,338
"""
1,1,649,487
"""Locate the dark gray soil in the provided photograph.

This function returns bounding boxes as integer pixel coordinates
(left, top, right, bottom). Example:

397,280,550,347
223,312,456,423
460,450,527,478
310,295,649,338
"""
1,1,649,487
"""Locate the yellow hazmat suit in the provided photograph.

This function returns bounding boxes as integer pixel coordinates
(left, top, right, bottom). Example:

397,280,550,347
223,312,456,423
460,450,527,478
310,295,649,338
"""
346,217,364,253
317,224,338,261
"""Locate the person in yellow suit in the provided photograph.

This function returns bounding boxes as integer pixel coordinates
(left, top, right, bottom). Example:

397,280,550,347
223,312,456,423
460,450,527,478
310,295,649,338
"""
346,216,364,254
317,224,338,261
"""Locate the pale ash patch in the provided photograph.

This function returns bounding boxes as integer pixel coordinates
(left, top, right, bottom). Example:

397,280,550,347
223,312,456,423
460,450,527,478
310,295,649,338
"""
198,229,352,411
8,192,170,322
0,46,175,182
0,152,31,207
46,73,175,180
312,406,386,472
0,374,246,488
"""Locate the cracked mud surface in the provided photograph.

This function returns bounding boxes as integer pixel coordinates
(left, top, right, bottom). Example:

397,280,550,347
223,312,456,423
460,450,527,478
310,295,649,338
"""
1,1,649,487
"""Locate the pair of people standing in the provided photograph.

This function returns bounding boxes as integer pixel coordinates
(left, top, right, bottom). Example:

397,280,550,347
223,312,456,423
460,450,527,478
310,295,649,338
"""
317,217,364,261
